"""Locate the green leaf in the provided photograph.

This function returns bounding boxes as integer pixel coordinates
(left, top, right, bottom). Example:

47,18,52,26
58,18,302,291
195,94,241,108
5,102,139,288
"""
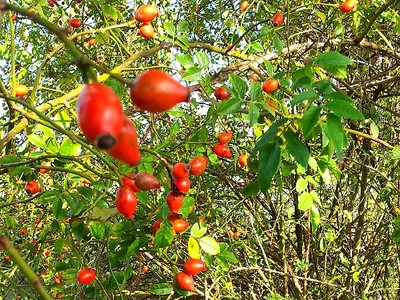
195,51,210,69
190,222,207,238
126,236,148,258
154,221,174,249
258,142,281,192
283,131,310,168
179,196,195,218
175,54,194,69
60,139,81,156
250,81,262,101
149,283,173,296
89,221,106,239
272,34,284,52
314,51,352,78
52,198,63,219
251,118,287,156
177,34,189,49
392,146,400,159
182,67,202,82
248,102,259,126
310,204,320,233
323,113,344,159
229,74,248,99
102,5,118,21
188,236,201,259
28,134,47,149
291,89,318,106
216,98,242,115
199,236,220,255
392,228,400,243
324,100,364,120
163,21,175,36
298,192,313,211
243,180,260,196
90,206,117,222
325,91,353,102
370,121,379,138
301,106,322,138
296,177,308,192
250,41,264,52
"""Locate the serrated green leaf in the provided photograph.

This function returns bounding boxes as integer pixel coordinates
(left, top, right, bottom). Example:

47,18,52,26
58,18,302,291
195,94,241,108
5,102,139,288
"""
229,74,248,99
392,146,400,159
314,52,352,78
301,106,322,138
250,81,262,101
283,131,310,168
325,91,353,102
60,138,80,156
258,142,281,192
89,221,105,239
199,236,220,255
298,192,313,211
248,102,259,126
179,196,195,218
28,134,47,149
102,5,118,21
195,51,210,69
392,228,400,243
188,236,201,259
296,177,308,192
324,100,364,120
291,89,318,105
310,204,320,233
323,113,344,159
216,98,242,115
163,21,175,36
154,222,174,249
182,67,202,81
190,222,207,238
126,236,148,258
177,34,189,49
149,283,173,295
251,118,287,156
175,54,194,69
90,206,117,222
272,34,284,52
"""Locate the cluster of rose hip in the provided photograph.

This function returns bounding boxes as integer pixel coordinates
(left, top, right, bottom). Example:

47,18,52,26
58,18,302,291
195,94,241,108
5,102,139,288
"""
134,4,159,39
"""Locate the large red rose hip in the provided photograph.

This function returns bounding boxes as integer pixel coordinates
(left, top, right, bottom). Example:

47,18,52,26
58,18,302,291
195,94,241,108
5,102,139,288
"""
77,83,124,150
115,186,138,219
77,268,96,284
130,70,190,113
107,117,142,166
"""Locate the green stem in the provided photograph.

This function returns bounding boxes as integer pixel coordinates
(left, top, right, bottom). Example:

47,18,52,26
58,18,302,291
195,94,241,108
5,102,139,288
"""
0,236,53,300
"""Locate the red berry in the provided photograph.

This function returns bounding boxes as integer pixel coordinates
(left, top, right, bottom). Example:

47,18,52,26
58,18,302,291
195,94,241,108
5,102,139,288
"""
69,18,82,28
139,22,156,39
77,83,124,150
122,174,141,192
135,4,159,23
130,70,190,113
218,132,233,144
152,220,162,233
174,177,190,194
273,13,284,25
77,268,96,284
167,212,181,221
166,191,184,213
189,157,208,176
134,172,160,191
183,259,206,275
213,144,232,158
262,79,280,93
172,219,190,233
238,154,248,167
107,117,142,166
172,162,191,180
115,186,138,219
214,87,230,100
176,272,194,291
25,181,40,195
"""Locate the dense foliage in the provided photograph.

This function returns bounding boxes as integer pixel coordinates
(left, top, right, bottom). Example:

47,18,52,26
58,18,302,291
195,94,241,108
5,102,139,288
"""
0,0,399,299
